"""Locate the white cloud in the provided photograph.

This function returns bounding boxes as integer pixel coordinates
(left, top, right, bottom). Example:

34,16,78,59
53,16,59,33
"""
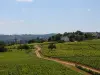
16,0,33,2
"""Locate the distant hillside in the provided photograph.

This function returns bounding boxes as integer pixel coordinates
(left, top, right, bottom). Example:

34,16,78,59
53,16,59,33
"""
0,34,56,42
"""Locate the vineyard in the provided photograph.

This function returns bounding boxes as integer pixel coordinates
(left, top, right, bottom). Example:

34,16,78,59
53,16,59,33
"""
41,39,100,70
0,47,82,75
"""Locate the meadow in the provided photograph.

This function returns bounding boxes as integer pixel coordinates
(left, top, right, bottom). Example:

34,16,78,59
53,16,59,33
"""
0,48,82,75
41,39,100,70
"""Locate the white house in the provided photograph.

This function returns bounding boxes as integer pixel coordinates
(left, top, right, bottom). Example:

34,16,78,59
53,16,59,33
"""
61,36,69,42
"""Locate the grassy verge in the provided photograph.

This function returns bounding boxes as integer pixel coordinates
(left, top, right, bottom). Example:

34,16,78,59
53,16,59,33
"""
76,65,100,75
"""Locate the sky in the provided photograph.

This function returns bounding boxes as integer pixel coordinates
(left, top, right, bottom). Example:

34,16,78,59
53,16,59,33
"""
0,0,100,34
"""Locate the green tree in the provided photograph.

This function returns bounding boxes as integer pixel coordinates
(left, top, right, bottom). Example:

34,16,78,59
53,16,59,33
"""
63,32,68,36
28,39,35,43
48,33,62,42
48,43,56,50
75,30,84,35
0,41,7,52
18,44,30,50
84,33,94,40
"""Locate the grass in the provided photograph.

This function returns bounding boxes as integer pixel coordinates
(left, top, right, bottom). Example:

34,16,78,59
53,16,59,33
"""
0,49,82,75
41,39,100,70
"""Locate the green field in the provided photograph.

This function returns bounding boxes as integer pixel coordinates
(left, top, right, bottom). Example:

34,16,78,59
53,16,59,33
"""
0,49,82,75
42,39,100,70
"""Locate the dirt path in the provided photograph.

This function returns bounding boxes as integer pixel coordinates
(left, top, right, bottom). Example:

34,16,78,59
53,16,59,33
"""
34,45,100,75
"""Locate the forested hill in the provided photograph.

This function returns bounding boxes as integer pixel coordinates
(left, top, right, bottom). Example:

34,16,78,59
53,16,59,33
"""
0,34,55,42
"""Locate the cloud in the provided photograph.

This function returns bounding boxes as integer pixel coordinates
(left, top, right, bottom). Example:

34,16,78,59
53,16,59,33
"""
16,0,33,2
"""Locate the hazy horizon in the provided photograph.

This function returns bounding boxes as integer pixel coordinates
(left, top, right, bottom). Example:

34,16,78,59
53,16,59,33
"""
0,0,100,34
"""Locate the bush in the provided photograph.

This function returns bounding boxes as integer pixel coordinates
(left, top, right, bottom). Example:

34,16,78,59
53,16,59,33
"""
48,43,56,50
28,39,35,44
0,41,5,46
57,40,65,43
18,44,30,50
0,41,7,52
0,46,7,52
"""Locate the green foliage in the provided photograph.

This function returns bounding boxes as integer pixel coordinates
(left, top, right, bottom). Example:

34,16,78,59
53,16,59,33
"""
0,46,7,52
0,41,6,46
48,33,62,42
76,65,100,75
0,50,82,75
18,44,30,50
7,44,34,50
28,38,45,43
28,39,35,43
48,30,97,42
75,31,84,35
48,43,56,50
0,41,7,52
84,33,94,40
42,40,100,70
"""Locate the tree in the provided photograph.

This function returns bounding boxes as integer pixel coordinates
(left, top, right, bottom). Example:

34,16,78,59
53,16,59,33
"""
75,35,85,41
48,43,56,50
55,33,62,41
68,33,76,42
48,37,52,41
0,41,7,52
63,32,68,36
18,44,30,50
75,30,84,35
28,39,35,43
0,41,5,46
0,46,7,52
84,33,94,40
48,30,97,42
48,33,62,42
35,37,45,43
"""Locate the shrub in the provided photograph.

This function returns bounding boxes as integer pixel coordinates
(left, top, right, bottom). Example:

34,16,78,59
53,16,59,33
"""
0,41,7,52
0,46,7,52
48,43,56,50
18,44,30,50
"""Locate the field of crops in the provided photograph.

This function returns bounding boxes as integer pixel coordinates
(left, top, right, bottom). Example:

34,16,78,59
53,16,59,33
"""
41,39,100,70
0,49,82,75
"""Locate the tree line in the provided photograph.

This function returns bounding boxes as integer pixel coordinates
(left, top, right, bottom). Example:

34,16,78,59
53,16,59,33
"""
48,31,100,42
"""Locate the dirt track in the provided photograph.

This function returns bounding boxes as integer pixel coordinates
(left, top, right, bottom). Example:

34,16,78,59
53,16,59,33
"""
35,45,100,75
